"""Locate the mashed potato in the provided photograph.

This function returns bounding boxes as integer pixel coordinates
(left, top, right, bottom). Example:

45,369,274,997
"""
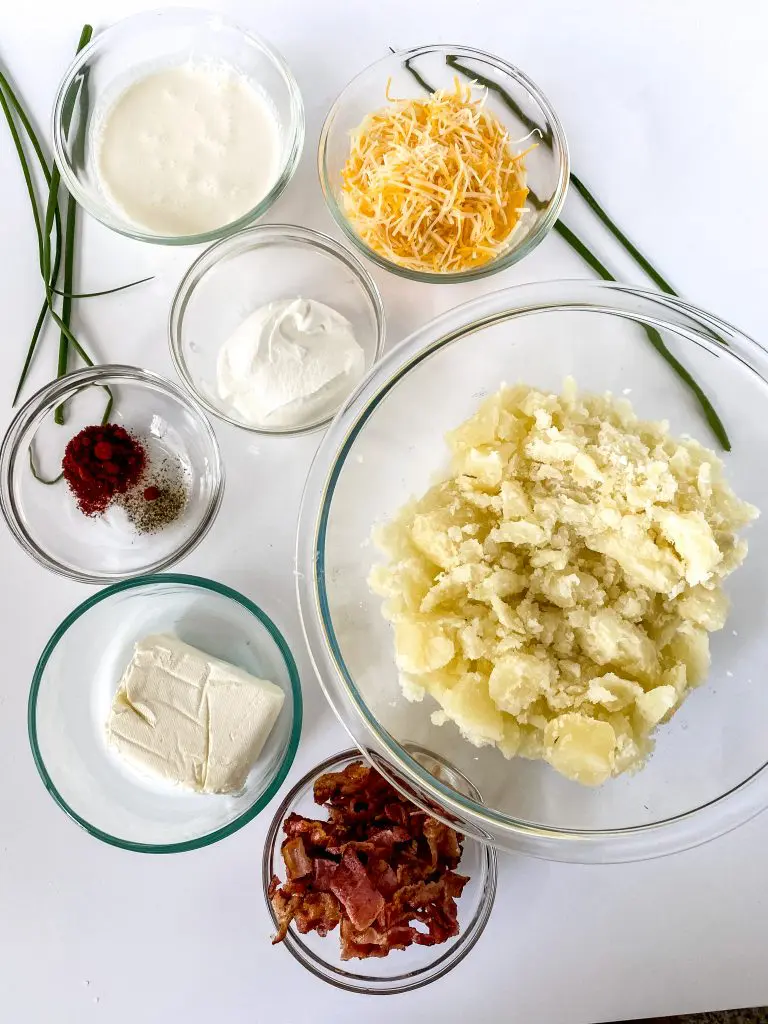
369,381,758,785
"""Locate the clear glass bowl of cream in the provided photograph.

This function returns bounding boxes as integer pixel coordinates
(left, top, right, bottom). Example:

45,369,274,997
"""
169,224,386,436
51,9,304,245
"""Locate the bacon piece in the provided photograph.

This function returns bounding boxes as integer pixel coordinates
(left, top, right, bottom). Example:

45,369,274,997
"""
384,801,408,826
281,836,312,880
339,917,415,960
312,856,338,891
367,857,399,898
329,848,385,931
282,813,340,850
268,876,302,944
423,817,462,869
293,891,341,937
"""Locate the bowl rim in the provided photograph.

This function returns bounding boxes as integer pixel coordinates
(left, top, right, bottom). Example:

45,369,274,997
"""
0,364,225,583
51,7,305,247
168,223,387,436
296,279,768,862
318,43,570,283
261,747,497,993
28,572,304,854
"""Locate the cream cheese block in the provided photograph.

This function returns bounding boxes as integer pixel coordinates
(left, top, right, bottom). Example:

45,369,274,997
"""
106,634,285,794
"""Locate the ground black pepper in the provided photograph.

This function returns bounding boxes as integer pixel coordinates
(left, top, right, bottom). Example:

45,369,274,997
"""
119,449,189,534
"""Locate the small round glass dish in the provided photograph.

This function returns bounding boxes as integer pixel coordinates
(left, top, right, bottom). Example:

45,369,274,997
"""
297,281,768,863
262,748,497,994
0,365,223,583
169,224,385,435
29,574,302,853
52,8,304,245
319,44,569,283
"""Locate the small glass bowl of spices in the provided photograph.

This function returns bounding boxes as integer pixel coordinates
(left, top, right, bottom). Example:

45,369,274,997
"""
0,365,224,582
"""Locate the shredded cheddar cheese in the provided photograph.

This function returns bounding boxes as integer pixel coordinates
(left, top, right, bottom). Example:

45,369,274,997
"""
340,80,530,274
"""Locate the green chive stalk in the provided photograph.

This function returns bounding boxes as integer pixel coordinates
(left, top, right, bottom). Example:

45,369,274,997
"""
0,25,152,412
53,23,92,422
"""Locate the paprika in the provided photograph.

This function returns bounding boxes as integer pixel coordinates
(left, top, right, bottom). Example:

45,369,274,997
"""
62,423,146,516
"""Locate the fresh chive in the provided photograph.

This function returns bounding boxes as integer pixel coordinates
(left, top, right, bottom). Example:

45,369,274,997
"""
0,80,46,276
51,275,154,299
395,50,730,450
446,54,540,136
55,183,80,419
27,380,112,485
403,56,434,95
553,220,730,449
388,46,435,95
54,187,77,423
3,24,134,418
567,175,676,295
0,66,66,399
0,71,64,401
54,25,93,424
100,385,113,424
13,299,54,407
27,445,63,485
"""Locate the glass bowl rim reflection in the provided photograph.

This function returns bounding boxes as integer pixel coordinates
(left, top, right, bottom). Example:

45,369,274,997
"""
168,223,386,436
318,42,570,283
261,747,497,993
298,279,768,861
51,7,305,246
0,364,224,583
28,572,304,854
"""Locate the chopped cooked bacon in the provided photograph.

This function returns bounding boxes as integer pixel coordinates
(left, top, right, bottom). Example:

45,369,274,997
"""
423,817,462,869
293,891,341,937
282,813,341,850
339,917,415,960
268,877,302,944
312,857,338,891
329,848,385,931
268,760,469,960
384,801,408,826
281,836,312,879
367,857,399,898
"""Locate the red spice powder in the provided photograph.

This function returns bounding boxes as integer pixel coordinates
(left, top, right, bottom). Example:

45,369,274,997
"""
62,424,146,516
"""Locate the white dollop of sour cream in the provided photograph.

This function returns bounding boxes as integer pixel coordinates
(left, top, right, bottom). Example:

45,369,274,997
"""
216,298,366,428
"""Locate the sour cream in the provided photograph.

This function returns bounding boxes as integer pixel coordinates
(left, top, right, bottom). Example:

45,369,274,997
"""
216,298,365,429
96,64,280,236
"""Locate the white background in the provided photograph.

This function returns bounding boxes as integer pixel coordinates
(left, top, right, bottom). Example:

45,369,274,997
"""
1,1,768,1021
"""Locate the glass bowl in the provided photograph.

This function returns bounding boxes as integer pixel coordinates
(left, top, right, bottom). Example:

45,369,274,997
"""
297,281,768,863
169,224,385,435
262,748,497,993
0,365,223,583
52,8,304,245
29,573,302,853
318,44,569,283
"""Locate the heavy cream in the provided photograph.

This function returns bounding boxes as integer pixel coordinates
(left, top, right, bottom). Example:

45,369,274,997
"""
96,64,280,236
216,298,365,428
106,634,284,794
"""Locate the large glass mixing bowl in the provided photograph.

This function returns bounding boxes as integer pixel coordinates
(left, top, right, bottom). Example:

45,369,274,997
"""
297,281,768,863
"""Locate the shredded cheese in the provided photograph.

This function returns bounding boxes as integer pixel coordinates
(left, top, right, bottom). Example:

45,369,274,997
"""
340,79,531,274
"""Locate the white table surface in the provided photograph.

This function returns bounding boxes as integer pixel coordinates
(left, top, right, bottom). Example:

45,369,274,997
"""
1,1,767,1021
